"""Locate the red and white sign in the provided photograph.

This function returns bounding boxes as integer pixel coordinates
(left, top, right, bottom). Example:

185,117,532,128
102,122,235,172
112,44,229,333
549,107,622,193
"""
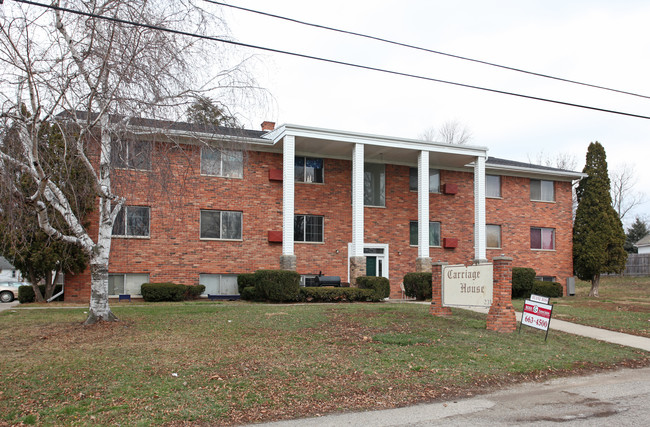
521,300,553,331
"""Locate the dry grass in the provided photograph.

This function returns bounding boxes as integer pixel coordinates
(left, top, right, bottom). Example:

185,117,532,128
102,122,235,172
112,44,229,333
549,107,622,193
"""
1,301,648,425
549,276,650,337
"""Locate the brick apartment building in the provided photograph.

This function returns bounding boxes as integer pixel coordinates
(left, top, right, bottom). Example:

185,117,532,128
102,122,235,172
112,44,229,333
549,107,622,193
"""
64,118,583,301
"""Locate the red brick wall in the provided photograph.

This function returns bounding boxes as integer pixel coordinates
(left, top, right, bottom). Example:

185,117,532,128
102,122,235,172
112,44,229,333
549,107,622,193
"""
64,145,574,301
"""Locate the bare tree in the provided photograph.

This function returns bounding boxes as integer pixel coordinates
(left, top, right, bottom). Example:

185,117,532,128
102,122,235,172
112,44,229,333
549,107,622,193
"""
419,120,472,145
0,1,260,324
610,163,646,223
527,150,578,171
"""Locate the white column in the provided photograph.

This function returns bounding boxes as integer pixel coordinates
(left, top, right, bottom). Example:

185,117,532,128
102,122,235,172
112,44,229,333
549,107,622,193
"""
474,155,487,262
351,143,365,257
418,150,430,258
282,135,295,256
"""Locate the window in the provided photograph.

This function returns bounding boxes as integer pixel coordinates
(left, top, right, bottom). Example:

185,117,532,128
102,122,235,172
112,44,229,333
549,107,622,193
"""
108,273,149,296
486,224,501,248
295,157,324,183
112,206,150,237
200,210,242,240
201,147,243,178
199,274,239,295
409,221,441,246
364,163,385,206
536,276,556,282
294,215,324,243
486,175,501,198
409,168,440,193
111,139,151,170
531,227,555,250
530,179,554,201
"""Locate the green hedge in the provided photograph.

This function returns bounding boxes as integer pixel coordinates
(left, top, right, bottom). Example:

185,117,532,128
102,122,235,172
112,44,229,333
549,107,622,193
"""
240,286,263,301
185,284,206,300
356,276,390,300
18,285,64,303
140,283,187,302
531,281,564,298
512,267,536,299
237,273,256,294
254,269,301,302
403,272,431,300
299,287,376,302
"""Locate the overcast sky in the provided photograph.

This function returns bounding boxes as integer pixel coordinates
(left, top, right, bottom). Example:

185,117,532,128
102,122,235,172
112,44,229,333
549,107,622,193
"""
219,0,650,226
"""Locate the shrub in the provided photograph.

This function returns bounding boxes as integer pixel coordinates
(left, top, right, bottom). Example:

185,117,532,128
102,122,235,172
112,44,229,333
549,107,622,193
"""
531,281,564,298
512,267,536,299
299,287,376,302
403,272,432,300
254,269,301,302
356,276,390,300
237,273,256,294
17,285,64,303
240,286,263,301
185,284,206,300
141,282,186,302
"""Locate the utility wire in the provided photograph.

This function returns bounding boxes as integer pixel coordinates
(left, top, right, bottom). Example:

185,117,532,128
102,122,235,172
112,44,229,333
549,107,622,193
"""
13,0,650,120
207,0,650,101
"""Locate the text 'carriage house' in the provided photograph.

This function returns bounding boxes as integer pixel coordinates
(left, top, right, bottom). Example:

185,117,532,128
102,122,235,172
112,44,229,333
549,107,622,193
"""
63,116,583,301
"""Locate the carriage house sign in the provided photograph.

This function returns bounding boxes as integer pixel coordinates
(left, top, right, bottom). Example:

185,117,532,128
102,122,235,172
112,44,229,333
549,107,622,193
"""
442,264,493,308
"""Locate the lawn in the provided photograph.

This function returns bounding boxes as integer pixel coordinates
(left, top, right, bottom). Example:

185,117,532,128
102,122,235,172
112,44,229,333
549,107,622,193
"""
545,275,650,338
1,301,648,426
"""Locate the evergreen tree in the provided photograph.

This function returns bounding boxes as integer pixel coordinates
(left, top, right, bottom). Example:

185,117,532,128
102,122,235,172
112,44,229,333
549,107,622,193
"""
625,217,649,253
0,121,93,302
573,142,627,296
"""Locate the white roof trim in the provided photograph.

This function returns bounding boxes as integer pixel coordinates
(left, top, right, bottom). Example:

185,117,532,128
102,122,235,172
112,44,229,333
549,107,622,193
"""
266,123,488,156
486,162,585,181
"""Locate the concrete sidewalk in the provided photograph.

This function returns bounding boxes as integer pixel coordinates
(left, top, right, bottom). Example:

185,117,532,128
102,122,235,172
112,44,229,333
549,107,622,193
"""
393,300,650,352
460,303,650,352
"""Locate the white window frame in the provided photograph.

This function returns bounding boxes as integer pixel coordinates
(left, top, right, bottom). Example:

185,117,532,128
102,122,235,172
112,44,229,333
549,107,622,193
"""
199,274,239,295
294,214,324,243
486,175,501,198
295,156,324,183
364,163,385,207
111,139,152,171
108,273,149,296
200,210,243,240
409,221,441,247
486,224,501,249
409,167,441,193
530,227,555,250
200,147,243,178
112,206,150,238
530,179,555,202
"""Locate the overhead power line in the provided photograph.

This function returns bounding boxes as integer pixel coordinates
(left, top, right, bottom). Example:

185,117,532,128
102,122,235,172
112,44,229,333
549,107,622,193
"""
207,0,650,101
13,0,650,120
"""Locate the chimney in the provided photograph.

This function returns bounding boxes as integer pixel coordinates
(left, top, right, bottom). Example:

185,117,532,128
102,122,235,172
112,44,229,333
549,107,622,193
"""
261,121,275,131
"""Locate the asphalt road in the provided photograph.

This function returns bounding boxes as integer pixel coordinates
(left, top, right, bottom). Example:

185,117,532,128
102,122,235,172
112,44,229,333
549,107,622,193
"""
255,366,650,426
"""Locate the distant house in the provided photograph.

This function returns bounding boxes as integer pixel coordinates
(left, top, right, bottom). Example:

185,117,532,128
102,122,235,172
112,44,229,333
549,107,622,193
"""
0,256,22,282
635,234,650,255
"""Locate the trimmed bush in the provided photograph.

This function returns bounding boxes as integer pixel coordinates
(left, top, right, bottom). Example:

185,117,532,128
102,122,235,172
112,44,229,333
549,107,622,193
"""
531,281,564,298
185,284,206,300
512,267,536,299
237,273,256,294
240,286,263,301
403,272,432,300
18,285,64,303
299,287,376,302
254,269,301,302
141,282,186,302
356,276,390,300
